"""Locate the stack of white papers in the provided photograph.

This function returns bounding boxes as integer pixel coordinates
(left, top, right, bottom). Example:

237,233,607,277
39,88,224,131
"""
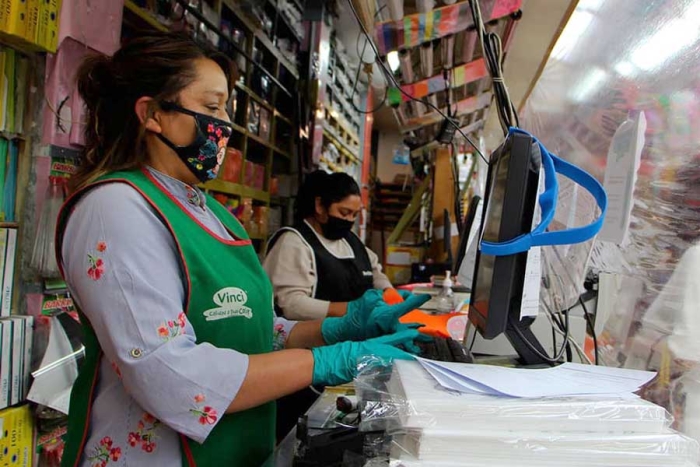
417,358,657,398
369,361,700,466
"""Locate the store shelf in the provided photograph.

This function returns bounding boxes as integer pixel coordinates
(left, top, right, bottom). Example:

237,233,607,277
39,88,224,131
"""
274,110,293,126
269,195,292,206
236,82,273,111
323,126,360,164
231,122,292,159
0,222,19,229
204,179,270,203
124,0,168,33
254,31,300,80
324,104,360,144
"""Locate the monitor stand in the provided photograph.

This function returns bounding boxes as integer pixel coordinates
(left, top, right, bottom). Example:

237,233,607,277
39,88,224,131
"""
505,317,551,366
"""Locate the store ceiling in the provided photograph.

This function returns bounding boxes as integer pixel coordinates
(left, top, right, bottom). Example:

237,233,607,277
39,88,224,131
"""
348,0,578,154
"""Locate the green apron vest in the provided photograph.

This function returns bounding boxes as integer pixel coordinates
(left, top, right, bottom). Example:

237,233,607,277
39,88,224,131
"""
56,169,275,467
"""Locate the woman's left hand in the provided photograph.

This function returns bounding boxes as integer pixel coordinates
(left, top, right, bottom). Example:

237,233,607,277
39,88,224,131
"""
321,290,430,344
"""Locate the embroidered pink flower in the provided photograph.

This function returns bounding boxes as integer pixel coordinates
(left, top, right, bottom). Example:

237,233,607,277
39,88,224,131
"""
157,315,186,342
198,406,218,425
96,241,107,253
127,432,141,447
87,437,121,466
129,413,160,454
191,394,218,425
87,256,105,281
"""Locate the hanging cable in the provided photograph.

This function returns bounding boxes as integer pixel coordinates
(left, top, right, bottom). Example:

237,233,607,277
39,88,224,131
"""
468,0,519,133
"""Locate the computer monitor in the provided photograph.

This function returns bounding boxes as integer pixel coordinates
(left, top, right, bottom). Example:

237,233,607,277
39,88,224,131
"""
454,195,482,279
468,131,549,365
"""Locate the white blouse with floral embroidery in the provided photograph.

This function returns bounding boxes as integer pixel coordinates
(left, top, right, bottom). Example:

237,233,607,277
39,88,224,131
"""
61,167,296,467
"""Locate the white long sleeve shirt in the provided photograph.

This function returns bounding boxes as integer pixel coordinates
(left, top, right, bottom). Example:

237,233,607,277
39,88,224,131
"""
263,222,392,320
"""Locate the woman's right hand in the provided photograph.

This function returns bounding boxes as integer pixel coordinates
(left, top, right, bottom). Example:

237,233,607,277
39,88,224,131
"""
310,329,430,386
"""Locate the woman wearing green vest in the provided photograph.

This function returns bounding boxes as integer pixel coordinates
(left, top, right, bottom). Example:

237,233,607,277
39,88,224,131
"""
55,32,428,467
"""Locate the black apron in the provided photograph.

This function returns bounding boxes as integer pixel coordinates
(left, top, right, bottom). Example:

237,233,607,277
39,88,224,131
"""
268,221,374,441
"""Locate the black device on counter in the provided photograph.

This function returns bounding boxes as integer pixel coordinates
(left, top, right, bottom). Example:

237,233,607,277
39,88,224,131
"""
469,131,549,365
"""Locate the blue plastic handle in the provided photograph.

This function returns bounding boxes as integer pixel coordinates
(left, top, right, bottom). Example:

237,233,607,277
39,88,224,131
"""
480,127,608,257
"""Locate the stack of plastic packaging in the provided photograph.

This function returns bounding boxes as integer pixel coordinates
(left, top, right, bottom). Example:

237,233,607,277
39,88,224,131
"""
355,359,700,467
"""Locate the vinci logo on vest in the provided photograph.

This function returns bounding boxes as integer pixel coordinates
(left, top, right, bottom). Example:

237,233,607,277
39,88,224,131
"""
203,287,253,321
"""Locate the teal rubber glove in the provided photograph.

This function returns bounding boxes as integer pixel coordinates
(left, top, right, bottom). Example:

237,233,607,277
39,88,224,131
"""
321,290,431,344
311,330,430,386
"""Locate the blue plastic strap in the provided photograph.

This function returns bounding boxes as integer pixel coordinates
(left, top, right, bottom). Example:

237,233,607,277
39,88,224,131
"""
480,128,608,256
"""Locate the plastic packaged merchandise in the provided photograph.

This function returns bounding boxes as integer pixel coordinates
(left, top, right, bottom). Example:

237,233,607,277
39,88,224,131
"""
353,359,700,467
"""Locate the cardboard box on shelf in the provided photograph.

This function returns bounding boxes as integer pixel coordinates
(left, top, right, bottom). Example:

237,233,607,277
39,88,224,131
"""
384,245,425,285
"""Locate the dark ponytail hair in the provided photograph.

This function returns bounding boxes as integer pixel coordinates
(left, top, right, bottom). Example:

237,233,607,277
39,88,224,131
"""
71,31,236,192
294,170,361,223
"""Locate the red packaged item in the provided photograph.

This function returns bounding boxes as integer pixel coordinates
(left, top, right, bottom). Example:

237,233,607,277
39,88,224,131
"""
222,148,243,183
253,164,266,190
213,193,228,205
270,177,279,195
244,162,255,187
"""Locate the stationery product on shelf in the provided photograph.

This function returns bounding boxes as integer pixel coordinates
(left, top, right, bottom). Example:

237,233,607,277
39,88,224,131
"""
0,405,34,465
222,147,243,183
2,139,18,221
247,101,260,135
1,227,17,317
30,176,65,279
235,197,253,227
252,205,269,237
253,163,265,190
259,107,271,141
270,176,279,195
0,320,10,407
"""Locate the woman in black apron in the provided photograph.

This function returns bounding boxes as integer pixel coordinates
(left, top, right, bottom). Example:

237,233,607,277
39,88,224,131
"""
265,171,394,440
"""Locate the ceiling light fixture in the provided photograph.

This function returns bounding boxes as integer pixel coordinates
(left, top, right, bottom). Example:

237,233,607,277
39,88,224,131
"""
387,50,400,73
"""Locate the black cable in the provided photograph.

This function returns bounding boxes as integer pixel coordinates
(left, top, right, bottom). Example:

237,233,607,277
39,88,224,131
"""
468,0,520,132
579,296,599,365
350,34,386,114
542,299,573,363
344,0,488,165
349,6,387,114
509,308,570,364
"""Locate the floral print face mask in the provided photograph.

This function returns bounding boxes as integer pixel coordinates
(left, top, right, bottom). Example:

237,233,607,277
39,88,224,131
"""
156,101,233,182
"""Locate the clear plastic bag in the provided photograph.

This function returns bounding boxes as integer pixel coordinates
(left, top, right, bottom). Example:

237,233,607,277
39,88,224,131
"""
355,359,698,466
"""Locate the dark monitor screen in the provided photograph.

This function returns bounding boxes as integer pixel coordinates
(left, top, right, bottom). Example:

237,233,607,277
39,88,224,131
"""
469,132,541,341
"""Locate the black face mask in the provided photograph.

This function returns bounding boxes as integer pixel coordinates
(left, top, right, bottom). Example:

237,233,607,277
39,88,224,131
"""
156,101,233,182
321,215,354,240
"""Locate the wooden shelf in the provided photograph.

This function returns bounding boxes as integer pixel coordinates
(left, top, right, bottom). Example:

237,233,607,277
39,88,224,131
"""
274,110,293,126
254,32,300,80
203,179,270,203
269,195,291,206
236,83,273,112
324,104,360,144
231,122,292,159
323,127,360,164
0,222,19,229
124,0,169,33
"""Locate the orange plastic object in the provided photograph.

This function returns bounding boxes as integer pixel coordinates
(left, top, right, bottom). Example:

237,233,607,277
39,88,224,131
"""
383,288,405,305
384,289,455,338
